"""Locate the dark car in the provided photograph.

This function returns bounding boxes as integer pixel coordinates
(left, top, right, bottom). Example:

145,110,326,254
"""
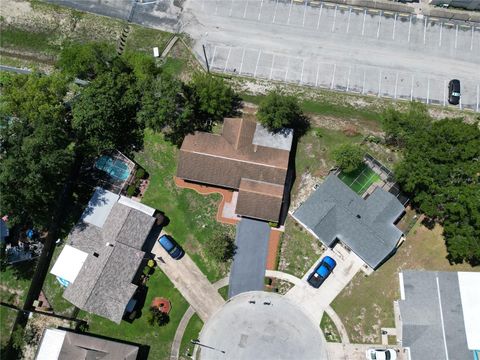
158,234,184,260
307,256,337,288
448,79,461,105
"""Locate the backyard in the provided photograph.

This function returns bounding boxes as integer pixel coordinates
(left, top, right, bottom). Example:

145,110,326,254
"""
332,213,479,344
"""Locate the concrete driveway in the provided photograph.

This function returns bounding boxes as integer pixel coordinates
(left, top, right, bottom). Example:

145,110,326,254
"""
151,240,225,322
284,244,365,323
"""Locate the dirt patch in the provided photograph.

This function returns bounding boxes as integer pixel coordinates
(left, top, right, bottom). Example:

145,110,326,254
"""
290,172,323,212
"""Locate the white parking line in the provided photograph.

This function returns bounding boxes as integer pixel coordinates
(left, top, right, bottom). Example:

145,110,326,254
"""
426,78,430,104
243,0,249,18
302,1,307,27
471,26,475,51
332,5,338,32
455,24,458,49
287,0,293,25
378,70,382,96
331,63,336,89
346,66,351,91
229,0,234,17
443,79,446,106
377,12,382,39
211,46,218,68
394,72,398,98
254,50,262,76
392,13,397,40
315,63,320,86
272,0,279,23
269,54,275,79
347,7,352,33
362,69,366,94
224,47,232,72
285,57,290,81
362,9,366,36
316,3,323,30
300,58,305,84
258,0,264,20
439,22,443,47
408,15,412,42
410,74,414,101
239,48,246,74
423,17,427,45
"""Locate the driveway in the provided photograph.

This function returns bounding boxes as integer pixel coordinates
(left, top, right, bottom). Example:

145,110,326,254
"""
327,343,404,360
151,240,224,322
284,244,365,323
228,218,270,298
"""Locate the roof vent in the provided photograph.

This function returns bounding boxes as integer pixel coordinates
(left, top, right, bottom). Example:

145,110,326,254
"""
93,252,99,257
356,214,361,219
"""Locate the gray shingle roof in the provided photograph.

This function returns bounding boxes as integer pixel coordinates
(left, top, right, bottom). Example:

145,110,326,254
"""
292,174,404,268
399,271,471,360
62,200,155,324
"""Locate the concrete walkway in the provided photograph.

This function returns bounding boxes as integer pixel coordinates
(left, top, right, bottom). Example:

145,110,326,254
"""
170,277,229,360
325,306,350,344
152,241,225,322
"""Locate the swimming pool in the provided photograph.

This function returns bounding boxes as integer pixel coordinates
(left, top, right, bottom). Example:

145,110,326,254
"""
95,155,131,181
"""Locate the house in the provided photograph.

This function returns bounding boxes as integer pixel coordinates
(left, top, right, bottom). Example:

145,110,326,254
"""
50,187,157,323
397,271,480,360
35,328,139,360
291,174,405,269
176,117,293,223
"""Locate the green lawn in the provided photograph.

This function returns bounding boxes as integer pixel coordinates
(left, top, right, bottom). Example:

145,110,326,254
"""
320,312,341,343
0,262,35,305
217,286,229,300
338,164,381,195
126,25,171,54
179,314,203,359
278,218,323,278
79,268,188,360
135,130,234,282
0,306,17,350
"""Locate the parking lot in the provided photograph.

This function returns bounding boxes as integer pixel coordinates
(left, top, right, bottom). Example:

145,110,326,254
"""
184,0,480,111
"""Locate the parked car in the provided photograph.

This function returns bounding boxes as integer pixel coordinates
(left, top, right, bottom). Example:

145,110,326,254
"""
448,79,461,105
158,234,184,260
307,256,336,288
365,348,397,360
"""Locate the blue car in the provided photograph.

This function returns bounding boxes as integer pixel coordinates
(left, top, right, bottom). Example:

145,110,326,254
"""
307,256,337,288
158,235,184,260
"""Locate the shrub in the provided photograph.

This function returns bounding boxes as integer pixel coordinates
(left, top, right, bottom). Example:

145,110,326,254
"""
135,168,146,179
333,143,364,173
205,234,236,262
148,307,170,327
126,184,137,197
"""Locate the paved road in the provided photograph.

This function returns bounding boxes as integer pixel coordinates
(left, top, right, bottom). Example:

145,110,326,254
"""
228,218,270,298
151,240,225,322
183,0,480,111
283,244,364,323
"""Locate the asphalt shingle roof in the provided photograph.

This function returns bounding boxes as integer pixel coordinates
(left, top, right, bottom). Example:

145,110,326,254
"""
292,174,404,268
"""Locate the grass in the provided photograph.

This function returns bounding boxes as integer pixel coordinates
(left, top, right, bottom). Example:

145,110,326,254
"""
331,218,479,344
135,129,234,282
126,25,171,54
179,314,203,359
0,262,35,305
0,27,58,54
338,164,381,195
218,286,229,300
278,218,323,278
161,57,187,78
0,306,17,349
79,268,189,360
320,312,341,343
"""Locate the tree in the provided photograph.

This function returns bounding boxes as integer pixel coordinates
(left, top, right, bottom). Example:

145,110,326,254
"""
257,90,303,132
384,103,480,265
0,72,74,228
332,144,364,173
148,307,170,327
189,72,237,123
71,58,143,157
205,234,236,262
57,42,115,80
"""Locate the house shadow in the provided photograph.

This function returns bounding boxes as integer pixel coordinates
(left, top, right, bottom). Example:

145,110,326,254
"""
123,284,149,324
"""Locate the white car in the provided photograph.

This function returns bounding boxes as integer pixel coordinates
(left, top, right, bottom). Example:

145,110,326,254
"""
365,348,397,360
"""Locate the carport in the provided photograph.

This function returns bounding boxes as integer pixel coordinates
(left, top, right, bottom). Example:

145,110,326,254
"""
228,218,270,298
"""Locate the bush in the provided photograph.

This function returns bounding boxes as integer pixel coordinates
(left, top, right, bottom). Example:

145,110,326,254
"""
333,143,364,173
205,234,236,262
148,307,170,327
135,168,146,180
126,184,137,197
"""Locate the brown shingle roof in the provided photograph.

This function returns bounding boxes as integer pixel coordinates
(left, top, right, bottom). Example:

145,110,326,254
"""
235,179,284,222
177,118,292,222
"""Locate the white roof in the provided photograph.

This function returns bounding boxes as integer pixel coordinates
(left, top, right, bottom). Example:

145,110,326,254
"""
36,328,66,360
50,245,88,283
252,123,293,151
81,187,119,228
458,272,480,350
118,195,156,216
